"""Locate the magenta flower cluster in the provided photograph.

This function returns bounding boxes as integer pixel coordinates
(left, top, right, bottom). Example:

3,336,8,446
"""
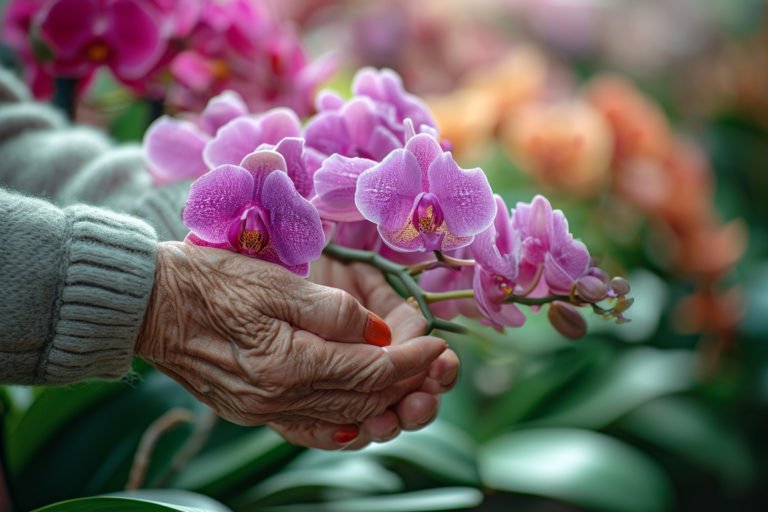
1,0,332,113
144,67,630,335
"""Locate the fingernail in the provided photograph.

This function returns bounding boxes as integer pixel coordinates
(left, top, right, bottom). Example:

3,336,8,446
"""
365,312,391,347
334,425,359,444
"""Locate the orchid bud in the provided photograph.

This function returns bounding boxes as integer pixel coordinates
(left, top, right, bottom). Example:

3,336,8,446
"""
587,267,610,283
610,276,631,296
576,275,609,303
548,302,587,340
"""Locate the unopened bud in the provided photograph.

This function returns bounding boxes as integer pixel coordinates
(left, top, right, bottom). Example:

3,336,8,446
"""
576,275,608,303
610,277,630,296
587,267,610,283
548,302,587,340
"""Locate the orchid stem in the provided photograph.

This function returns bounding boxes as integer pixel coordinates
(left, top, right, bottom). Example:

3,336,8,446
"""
323,243,468,334
423,290,475,303
503,294,570,306
53,77,78,121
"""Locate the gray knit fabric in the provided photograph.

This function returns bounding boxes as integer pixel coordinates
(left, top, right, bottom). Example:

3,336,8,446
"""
0,67,189,384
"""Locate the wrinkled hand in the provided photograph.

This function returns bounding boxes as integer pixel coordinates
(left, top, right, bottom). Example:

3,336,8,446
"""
269,257,460,449
136,242,448,436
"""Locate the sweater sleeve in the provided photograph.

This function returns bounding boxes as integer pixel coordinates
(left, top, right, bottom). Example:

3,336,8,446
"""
0,67,189,241
0,188,157,384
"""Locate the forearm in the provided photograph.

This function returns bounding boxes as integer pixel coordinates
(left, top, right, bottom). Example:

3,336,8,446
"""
0,188,157,384
0,67,188,241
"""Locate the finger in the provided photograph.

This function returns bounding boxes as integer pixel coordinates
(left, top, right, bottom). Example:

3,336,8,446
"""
296,333,447,392
426,347,460,392
396,392,439,431
350,262,405,317
387,303,428,344
299,371,428,424
280,281,392,346
269,421,371,450
362,409,401,442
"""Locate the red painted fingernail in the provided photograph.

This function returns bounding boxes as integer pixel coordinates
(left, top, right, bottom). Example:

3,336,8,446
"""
365,312,391,347
334,425,359,444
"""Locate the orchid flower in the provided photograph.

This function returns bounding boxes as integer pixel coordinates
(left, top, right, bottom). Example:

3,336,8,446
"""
513,195,591,295
470,195,527,328
144,90,248,184
202,108,312,197
354,132,496,252
168,0,333,115
305,68,437,164
183,150,324,277
36,0,167,82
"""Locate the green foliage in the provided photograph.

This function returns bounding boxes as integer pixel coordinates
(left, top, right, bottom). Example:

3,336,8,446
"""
480,429,674,512
32,490,231,512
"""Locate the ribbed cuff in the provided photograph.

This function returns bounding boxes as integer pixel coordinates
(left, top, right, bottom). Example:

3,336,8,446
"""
41,205,158,383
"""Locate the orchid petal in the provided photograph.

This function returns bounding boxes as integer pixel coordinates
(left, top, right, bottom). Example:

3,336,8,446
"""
144,117,209,183
305,111,350,157
428,153,496,237
275,137,313,198
170,51,214,91
255,108,302,145
316,89,345,112
367,125,401,160
203,117,262,168
355,149,422,232
313,155,376,222
261,171,325,266
545,239,590,294
378,223,424,253
405,133,442,190
39,0,98,58
473,270,526,328
185,232,229,249
105,0,165,79
200,90,248,135
183,165,254,243
240,150,287,201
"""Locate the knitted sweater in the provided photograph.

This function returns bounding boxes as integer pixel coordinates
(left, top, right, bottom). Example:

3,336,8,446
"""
0,68,188,385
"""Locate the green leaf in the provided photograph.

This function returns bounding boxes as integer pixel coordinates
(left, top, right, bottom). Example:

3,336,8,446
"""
617,396,755,489
32,490,231,512
258,487,484,512
480,428,673,512
7,380,124,474
477,344,597,438
525,348,696,429
237,455,402,506
9,372,204,510
171,428,302,496
364,420,480,486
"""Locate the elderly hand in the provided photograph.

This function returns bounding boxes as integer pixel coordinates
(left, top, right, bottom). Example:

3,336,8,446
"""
136,242,448,440
268,257,460,449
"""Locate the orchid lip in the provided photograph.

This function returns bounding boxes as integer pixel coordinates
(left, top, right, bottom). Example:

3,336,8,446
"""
411,193,444,234
228,206,269,255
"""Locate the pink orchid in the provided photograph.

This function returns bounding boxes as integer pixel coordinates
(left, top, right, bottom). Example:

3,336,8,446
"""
513,195,591,295
168,0,333,115
36,0,168,82
202,108,312,197
470,195,527,329
354,132,496,252
183,150,324,277
305,68,437,163
144,90,248,184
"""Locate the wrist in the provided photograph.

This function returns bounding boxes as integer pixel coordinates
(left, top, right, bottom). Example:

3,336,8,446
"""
136,241,186,363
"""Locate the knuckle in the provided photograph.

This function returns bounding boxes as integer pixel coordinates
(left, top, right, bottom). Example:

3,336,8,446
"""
333,290,363,331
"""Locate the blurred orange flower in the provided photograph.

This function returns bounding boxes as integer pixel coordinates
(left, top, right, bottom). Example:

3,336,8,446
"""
584,74,672,166
500,101,613,196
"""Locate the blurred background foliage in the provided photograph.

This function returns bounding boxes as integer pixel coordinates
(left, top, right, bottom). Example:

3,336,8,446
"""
2,0,768,511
